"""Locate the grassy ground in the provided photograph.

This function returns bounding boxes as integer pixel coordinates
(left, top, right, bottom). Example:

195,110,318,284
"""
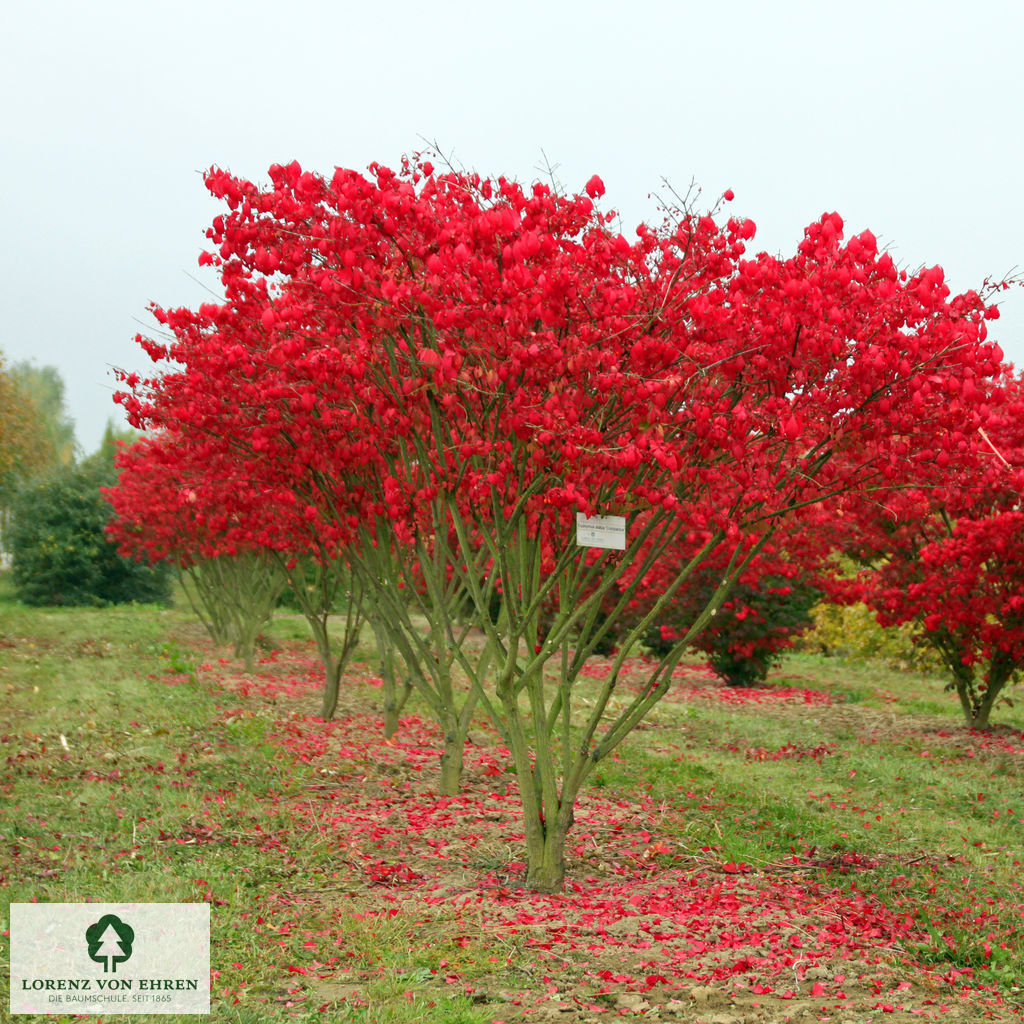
3,580,1024,1023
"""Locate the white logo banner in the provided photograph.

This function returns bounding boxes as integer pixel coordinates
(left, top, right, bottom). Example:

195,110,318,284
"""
10,903,210,1015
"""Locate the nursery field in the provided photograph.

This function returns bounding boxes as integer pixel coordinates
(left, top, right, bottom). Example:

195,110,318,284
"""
3,589,1024,1023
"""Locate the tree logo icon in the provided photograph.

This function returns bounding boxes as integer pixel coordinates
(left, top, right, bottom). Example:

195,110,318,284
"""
85,914,135,973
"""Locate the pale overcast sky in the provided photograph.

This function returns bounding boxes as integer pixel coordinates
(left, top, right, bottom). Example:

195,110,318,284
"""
2,0,1022,454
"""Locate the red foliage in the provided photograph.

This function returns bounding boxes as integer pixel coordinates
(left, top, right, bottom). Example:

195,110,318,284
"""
834,369,1024,726
116,157,1005,560
106,432,274,565
623,521,833,683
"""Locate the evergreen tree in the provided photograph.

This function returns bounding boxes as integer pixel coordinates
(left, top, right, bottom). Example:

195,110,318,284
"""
8,432,169,607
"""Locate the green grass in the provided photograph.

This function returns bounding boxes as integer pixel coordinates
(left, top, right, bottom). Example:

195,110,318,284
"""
1,594,301,1018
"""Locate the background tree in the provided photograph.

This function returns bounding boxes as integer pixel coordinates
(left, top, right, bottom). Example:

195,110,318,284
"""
107,432,287,671
834,371,1024,728
639,539,825,686
0,360,41,507
9,441,170,607
0,355,74,542
8,361,77,465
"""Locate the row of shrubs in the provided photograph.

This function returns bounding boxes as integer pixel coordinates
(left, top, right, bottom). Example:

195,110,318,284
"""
4,461,935,683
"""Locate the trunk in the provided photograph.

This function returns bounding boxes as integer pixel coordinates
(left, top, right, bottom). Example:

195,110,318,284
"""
496,661,576,892
524,816,571,892
275,553,364,724
947,658,978,730
310,618,341,720
380,657,402,738
954,671,996,731
311,605,363,721
319,654,341,721
954,679,975,728
434,676,481,796
438,728,464,796
235,632,257,674
970,657,1014,731
971,703,992,731
375,622,411,739
240,643,256,674
937,636,1007,732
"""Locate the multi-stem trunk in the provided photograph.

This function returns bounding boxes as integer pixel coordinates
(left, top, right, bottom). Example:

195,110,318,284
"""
276,554,364,721
523,803,574,892
354,511,495,795
438,713,466,797
176,562,232,645
494,652,584,892
180,553,285,671
370,617,412,738
937,635,1016,730
954,653,1016,730
313,602,365,720
466,510,763,892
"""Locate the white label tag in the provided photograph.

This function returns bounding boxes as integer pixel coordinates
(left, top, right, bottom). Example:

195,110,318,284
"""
576,513,626,550
10,903,210,1015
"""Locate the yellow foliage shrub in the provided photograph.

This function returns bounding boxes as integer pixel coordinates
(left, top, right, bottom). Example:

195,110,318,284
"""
797,601,944,673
